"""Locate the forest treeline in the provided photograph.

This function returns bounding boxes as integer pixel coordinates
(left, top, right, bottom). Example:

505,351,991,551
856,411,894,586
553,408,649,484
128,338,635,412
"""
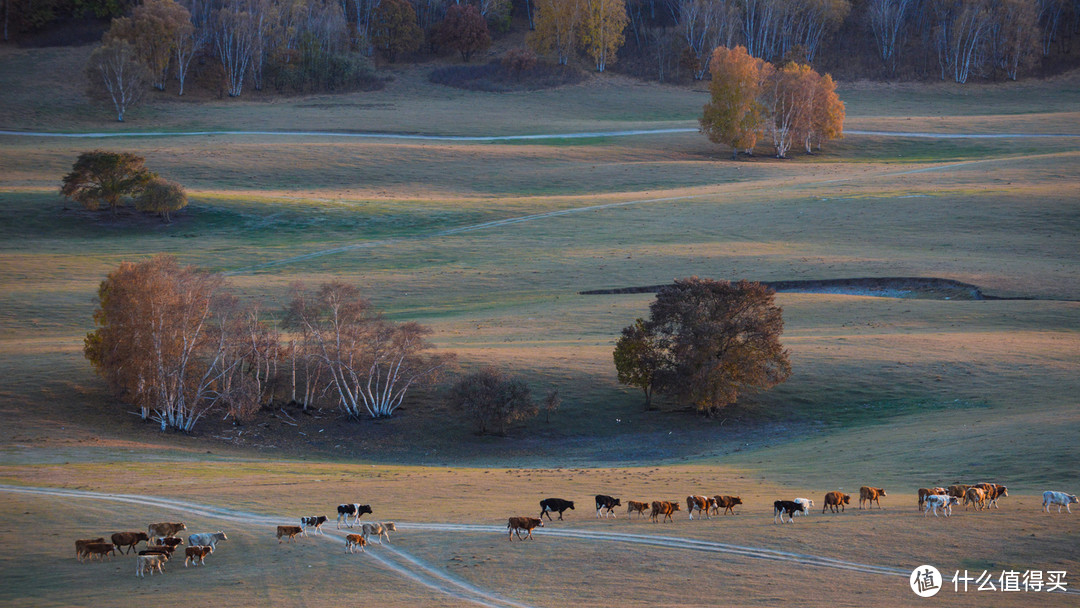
5,0,1078,85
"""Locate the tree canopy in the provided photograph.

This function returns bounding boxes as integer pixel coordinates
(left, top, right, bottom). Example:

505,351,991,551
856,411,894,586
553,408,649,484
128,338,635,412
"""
60,150,153,214
135,176,188,223
450,367,539,435
614,278,791,414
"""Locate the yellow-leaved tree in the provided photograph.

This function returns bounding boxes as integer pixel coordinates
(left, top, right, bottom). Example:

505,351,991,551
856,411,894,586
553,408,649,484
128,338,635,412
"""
528,0,581,65
699,45,773,160
578,0,628,72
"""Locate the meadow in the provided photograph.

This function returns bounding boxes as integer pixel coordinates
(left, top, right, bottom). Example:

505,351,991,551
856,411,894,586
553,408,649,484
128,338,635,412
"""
0,44,1078,606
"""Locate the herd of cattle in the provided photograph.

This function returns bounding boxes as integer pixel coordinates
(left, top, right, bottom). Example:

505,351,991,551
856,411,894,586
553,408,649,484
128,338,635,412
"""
74,523,227,577
73,488,1080,575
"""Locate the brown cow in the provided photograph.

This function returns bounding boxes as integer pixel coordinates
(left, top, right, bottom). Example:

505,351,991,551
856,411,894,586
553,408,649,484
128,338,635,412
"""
111,531,150,555
687,495,712,520
626,500,650,518
917,488,947,510
160,536,184,549
859,487,887,509
148,522,186,541
964,487,987,511
75,538,105,562
83,542,116,560
650,501,681,523
345,534,367,553
712,495,742,515
507,517,544,541
823,491,850,513
277,525,303,543
947,484,970,499
988,484,1008,509
184,545,212,567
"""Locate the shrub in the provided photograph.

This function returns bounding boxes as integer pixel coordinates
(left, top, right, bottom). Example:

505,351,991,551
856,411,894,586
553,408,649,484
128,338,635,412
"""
450,367,539,436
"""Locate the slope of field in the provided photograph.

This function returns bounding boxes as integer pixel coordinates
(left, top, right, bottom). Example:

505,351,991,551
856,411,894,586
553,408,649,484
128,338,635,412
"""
0,45,1078,607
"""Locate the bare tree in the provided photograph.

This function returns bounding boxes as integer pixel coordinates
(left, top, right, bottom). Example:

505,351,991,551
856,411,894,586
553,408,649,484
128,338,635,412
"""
87,41,149,122
867,0,914,73
284,283,452,419
214,0,259,96
679,0,738,80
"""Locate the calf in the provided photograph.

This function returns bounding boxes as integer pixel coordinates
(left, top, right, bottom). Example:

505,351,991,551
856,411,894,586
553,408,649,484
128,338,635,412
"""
595,495,622,518
336,504,373,528
539,498,575,521
859,486,887,509
918,488,947,510
136,554,167,578
111,531,149,555
1042,491,1079,513
650,501,681,523
923,494,960,517
823,491,850,513
362,522,397,545
160,537,184,550
184,545,212,567
774,500,806,523
277,525,303,543
793,498,814,517
300,516,328,535
712,495,742,516
345,534,367,554
75,538,105,562
626,500,651,519
507,517,544,541
83,543,116,560
687,495,712,520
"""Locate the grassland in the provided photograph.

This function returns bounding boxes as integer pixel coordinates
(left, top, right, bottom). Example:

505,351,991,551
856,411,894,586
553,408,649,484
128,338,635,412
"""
0,44,1078,607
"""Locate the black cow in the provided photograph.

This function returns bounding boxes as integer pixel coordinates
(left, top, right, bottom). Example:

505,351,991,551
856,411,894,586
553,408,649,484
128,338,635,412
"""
773,500,806,524
595,495,622,518
539,498,575,521
336,504,373,528
300,515,328,535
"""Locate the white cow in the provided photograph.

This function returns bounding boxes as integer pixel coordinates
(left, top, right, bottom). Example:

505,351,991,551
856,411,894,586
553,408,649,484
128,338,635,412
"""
187,532,227,553
1043,491,1079,513
923,494,960,517
793,498,814,517
361,522,397,544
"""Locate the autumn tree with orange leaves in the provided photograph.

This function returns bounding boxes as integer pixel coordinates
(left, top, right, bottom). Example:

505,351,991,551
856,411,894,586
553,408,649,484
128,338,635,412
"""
84,256,258,431
701,45,843,159
699,45,773,160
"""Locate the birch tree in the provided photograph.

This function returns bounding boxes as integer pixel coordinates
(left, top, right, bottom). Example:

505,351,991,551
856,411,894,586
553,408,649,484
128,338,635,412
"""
867,0,914,73
529,0,581,64
86,41,149,122
105,0,191,91
679,0,739,80
579,0,629,71
214,0,259,96
699,44,772,159
284,283,452,419
84,256,247,432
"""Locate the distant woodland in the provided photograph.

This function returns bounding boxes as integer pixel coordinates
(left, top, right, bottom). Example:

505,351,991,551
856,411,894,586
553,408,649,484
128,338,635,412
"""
3,0,1078,94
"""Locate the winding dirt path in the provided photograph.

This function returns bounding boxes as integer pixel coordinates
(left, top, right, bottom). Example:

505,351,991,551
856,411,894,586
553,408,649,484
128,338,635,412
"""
1,128,1078,141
